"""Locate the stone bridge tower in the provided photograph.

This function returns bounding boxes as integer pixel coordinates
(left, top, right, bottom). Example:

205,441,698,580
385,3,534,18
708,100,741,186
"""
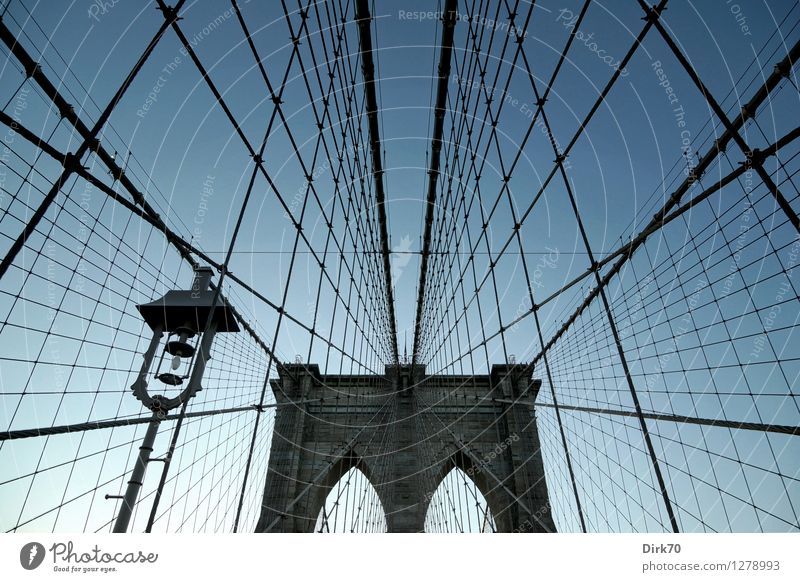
255,363,555,533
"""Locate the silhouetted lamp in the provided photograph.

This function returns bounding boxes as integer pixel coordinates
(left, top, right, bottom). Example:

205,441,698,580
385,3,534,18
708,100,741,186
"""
133,266,239,406
112,266,239,533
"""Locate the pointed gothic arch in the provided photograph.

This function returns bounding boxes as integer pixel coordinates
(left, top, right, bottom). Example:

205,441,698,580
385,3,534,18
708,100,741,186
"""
314,464,388,532
423,460,496,533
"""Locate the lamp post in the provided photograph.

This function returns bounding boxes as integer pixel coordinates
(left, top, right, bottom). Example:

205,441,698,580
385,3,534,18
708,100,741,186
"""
113,266,239,533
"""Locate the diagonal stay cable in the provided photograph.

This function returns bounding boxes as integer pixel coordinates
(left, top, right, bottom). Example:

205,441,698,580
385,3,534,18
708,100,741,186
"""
532,38,800,367
0,4,184,280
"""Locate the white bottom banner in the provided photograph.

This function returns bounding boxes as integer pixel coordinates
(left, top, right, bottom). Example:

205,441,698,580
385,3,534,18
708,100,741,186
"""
0,533,797,581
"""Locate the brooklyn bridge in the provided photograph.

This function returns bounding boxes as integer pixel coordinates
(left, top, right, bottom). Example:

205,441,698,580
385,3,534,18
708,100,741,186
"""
0,0,798,534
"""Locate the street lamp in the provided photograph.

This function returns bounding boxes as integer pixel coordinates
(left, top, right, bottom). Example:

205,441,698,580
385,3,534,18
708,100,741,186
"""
112,266,239,533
